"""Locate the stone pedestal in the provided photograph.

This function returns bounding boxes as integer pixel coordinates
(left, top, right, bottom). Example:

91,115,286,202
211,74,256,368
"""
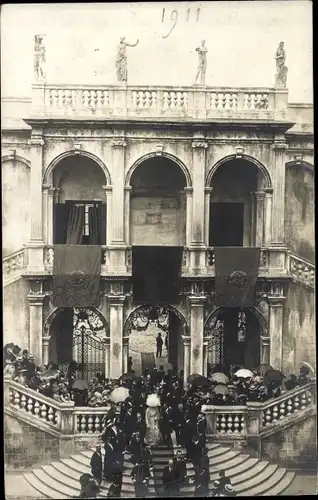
123,336,129,374
268,286,285,370
260,336,270,365
181,336,191,387
184,187,193,247
111,139,126,245
42,336,51,365
264,188,273,247
27,293,45,365
109,294,125,378
103,185,113,246
271,139,288,245
204,187,213,246
255,191,265,247
189,295,206,375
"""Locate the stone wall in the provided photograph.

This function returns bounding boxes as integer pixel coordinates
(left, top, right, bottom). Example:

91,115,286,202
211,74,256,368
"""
261,414,317,470
4,279,30,349
4,414,59,470
285,164,314,262
2,158,31,256
283,282,316,375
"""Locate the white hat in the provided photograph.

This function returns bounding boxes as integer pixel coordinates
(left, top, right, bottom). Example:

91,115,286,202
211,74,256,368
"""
225,484,235,493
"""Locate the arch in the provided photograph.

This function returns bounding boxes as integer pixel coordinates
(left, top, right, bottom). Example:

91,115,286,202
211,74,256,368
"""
206,154,272,189
125,152,192,188
1,154,31,168
123,304,189,336
43,150,112,186
43,306,110,337
204,305,268,336
286,160,314,175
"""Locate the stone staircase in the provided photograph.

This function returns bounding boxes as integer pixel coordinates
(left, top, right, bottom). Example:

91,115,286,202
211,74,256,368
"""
23,441,295,498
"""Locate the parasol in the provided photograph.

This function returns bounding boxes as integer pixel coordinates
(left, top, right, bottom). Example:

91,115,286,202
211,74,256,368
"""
146,393,161,407
264,369,285,386
213,384,230,395
191,375,212,388
256,364,273,377
210,372,229,385
72,379,89,390
187,373,201,383
300,361,315,374
235,369,254,379
119,372,137,383
109,386,129,403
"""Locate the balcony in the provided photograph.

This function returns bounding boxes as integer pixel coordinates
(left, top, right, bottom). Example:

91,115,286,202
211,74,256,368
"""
31,83,289,122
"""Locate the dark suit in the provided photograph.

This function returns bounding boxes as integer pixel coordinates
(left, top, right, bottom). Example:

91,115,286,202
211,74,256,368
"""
90,451,103,485
162,465,179,496
131,464,149,498
195,469,209,497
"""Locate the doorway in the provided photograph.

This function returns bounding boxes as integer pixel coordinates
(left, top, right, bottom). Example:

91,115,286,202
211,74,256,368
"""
209,203,244,247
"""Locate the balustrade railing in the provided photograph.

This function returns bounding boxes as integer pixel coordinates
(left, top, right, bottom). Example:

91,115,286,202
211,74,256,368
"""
32,84,287,120
44,245,108,271
3,248,27,282
288,252,315,288
73,407,110,435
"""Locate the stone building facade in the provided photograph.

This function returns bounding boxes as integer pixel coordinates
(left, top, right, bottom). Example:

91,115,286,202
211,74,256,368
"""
2,83,315,381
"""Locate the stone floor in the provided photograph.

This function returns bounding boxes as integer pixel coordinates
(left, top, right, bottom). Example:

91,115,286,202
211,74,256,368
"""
282,473,317,496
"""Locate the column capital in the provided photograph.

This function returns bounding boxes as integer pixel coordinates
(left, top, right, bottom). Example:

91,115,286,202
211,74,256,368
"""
102,185,113,192
108,295,126,306
260,335,270,345
27,294,45,304
272,141,288,151
31,136,45,147
184,186,193,194
192,140,208,149
124,185,132,192
42,336,51,344
112,138,127,148
42,183,52,191
188,295,206,306
205,187,213,194
264,187,274,195
181,335,191,346
268,296,285,305
254,190,266,198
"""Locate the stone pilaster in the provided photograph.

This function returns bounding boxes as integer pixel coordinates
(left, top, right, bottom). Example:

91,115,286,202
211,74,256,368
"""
204,187,213,246
124,186,132,246
111,138,126,245
104,337,110,379
203,337,209,377
268,282,285,371
189,294,206,375
271,138,288,245
264,188,273,247
181,336,191,388
254,190,266,247
249,191,256,246
42,184,56,245
102,185,113,246
123,336,129,374
184,187,193,247
42,336,51,365
260,336,270,365
109,293,126,379
27,286,45,365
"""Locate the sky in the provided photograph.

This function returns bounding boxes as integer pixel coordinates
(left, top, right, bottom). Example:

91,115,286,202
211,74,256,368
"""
1,1,313,102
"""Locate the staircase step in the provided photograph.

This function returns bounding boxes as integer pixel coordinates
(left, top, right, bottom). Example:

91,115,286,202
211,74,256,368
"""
24,472,73,499
215,460,270,485
32,469,79,497
238,468,287,496
211,455,257,476
60,457,91,475
262,472,295,496
235,463,278,492
41,465,80,490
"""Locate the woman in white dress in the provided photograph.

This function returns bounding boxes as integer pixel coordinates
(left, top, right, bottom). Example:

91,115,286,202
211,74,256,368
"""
145,394,162,446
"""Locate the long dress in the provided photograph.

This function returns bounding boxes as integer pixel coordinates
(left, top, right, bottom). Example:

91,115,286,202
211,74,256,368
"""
145,407,161,446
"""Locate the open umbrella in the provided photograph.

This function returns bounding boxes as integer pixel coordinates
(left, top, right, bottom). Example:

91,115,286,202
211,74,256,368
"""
213,384,230,395
192,375,212,388
109,386,129,403
256,364,273,377
210,372,229,385
235,369,254,379
300,361,315,374
264,369,285,386
72,379,88,390
187,373,201,383
146,393,161,407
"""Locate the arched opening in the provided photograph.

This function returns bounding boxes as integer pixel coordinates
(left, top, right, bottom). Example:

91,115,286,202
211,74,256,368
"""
48,307,109,380
124,305,188,376
129,156,187,246
52,154,107,245
204,307,263,373
208,158,269,247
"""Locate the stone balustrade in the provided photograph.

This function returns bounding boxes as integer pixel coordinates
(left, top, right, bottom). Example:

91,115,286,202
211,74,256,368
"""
73,407,110,435
44,245,108,271
31,83,288,121
288,252,315,288
3,248,27,284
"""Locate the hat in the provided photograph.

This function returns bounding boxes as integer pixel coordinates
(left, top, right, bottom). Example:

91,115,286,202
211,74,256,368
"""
225,484,235,493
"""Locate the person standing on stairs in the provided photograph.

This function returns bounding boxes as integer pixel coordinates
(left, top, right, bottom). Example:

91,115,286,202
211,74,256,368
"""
162,459,179,497
90,444,103,487
131,459,150,498
156,332,163,357
194,466,209,498
173,450,187,489
107,475,122,498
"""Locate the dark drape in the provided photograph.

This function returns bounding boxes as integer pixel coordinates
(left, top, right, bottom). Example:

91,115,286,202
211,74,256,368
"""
66,205,84,244
53,245,101,307
214,247,261,307
88,206,100,245
132,246,183,305
53,204,71,244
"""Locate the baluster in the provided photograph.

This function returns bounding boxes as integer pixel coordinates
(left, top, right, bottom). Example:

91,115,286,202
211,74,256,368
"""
40,404,47,420
233,415,240,433
240,414,245,433
71,90,77,108
13,391,21,407
300,392,307,409
232,94,238,108
20,394,27,411
210,93,217,108
151,92,157,107
279,401,285,419
286,399,293,416
47,407,54,423
227,415,233,433
264,408,272,426
82,90,89,107
293,396,299,412
80,415,87,433
9,389,14,404
272,405,278,422
34,400,40,416
163,92,169,109
144,91,150,107
87,416,94,433
216,415,221,432
132,91,137,107
244,94,249,109
55,410,60,427
220,415,227,433
183,92,188,108
64,90,71,107
224,94,231,109
138,91,143,108
94,416,101,434
27,397,34,413
306,390,312,404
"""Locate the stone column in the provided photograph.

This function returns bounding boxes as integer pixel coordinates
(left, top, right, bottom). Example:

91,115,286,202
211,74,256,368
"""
260,336,270,365
124,186,132,246
249,192,256,246
184,187,193,247
109,294,125,379
189,295,206,375
123,337,129,373
104,337,110,379
203,338,209,377
271,139,288,245
268,283,285,370
111,139,126,245
204,187,213,246
181,336,191,387
102,185,113,247
191,140,208,246
42,336,50,365
42,184,49,245
264,188,273,247
254,191,266,247
27,131,45,270
27,292,45,365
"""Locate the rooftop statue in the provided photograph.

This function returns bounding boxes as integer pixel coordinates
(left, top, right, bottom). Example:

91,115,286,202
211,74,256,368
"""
275,41,288,88
194,40,208,85
34,35,46,80
116,37,139,83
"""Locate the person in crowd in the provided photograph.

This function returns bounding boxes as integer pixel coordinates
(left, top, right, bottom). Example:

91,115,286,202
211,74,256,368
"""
129,431,143,464
217,470,232,492
191,432,206,470
131,459,150,498
127,356,133,372
162,459,179,497
103,439,115,482
107,474,122,498
172,403,184,446
198,447,209,475
158,365,166,383
90,444,103,486
222,484,237,497
140,443,154,478
285,374,299,391
165,333,169,353
298,366,310,385
79,474,99,498
160,402,173,445
134,412,146,442
156,333,163,358
194,466,209,497
173,450,187,489
197,410,207,435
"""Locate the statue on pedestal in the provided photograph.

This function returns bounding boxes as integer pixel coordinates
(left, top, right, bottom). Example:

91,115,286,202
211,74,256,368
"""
116,37,139,83
275,42,288,88
34,35,46,80
194,40,208,85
